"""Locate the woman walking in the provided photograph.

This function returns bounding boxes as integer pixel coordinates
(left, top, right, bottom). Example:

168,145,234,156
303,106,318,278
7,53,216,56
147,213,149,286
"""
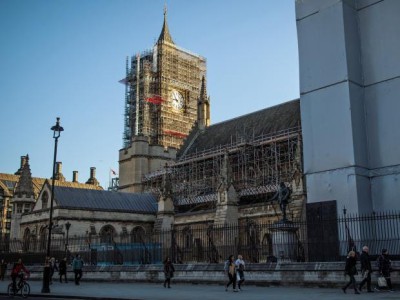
59,257,68,283
377,248,393,291
163,257,175,288
224,255,238,292
342,250,360,294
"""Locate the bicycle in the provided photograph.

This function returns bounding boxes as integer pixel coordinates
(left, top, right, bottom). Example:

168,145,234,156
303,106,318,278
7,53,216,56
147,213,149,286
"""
7,273,30,298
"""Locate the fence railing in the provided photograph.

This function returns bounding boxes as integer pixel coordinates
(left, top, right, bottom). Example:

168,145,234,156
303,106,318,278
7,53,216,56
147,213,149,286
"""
1,212,399,265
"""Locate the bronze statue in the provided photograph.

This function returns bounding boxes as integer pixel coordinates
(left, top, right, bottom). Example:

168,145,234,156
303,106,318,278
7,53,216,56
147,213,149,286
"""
272,182,291,222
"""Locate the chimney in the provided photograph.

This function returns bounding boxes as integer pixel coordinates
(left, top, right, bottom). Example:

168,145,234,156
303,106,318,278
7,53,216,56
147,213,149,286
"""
90,167,96,179
72,171,79,183
54,161,66,181
56,162,62,174
85,167,99,186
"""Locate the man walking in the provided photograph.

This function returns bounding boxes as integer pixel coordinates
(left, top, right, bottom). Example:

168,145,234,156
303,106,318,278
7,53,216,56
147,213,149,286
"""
358,246,373,293
72,254,84,285
235,254,245,291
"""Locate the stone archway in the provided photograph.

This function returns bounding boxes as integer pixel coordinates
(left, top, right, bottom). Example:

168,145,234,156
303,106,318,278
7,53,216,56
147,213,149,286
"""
99,225,115,244
131,226,145,243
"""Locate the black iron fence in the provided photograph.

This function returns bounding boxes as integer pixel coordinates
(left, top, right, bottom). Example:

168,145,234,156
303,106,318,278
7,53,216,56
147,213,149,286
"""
1,212,399,265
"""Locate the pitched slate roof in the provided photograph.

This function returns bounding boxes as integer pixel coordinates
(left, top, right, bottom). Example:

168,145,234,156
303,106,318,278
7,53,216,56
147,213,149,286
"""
54,186,157,214
178,99,300,159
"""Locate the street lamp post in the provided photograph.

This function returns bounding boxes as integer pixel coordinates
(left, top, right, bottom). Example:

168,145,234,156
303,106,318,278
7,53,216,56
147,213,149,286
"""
65,222,71,259
42,117,64,293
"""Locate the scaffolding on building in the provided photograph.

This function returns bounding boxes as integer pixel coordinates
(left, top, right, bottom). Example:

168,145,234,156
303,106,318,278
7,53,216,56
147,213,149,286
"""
142,126,302,213
120,42,207,150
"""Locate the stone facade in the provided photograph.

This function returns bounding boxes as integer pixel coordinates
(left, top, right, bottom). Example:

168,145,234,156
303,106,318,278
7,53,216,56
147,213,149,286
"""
119,10,209,193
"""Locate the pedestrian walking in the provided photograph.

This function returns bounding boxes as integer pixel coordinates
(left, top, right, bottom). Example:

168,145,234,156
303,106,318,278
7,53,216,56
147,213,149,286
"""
358,246,373,293
376,248,394,292
72,254,84,285
49,257,58,284
163,257,175,288
342,250,360,294
235,254,245,291
59,257,68,283
0,259,7,281
224,255,238,292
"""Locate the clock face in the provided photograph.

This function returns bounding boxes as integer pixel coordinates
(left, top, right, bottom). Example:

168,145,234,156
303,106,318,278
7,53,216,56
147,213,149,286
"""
170,90,184,110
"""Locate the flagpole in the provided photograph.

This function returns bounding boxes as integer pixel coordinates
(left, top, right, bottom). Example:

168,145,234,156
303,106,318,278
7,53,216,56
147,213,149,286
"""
109,168,111,189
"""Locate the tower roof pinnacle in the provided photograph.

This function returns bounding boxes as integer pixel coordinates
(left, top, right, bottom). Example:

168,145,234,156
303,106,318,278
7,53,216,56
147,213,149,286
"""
14,154,34,198
157,6,174,44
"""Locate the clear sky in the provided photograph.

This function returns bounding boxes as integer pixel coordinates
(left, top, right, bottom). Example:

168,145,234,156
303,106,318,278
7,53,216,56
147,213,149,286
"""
0,0,299,189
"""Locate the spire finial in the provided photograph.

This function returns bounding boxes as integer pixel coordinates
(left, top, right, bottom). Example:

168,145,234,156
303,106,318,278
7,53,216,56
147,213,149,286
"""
157,5,174,44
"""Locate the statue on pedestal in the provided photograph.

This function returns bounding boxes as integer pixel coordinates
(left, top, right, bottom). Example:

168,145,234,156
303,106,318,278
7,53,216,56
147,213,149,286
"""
272,182,291,222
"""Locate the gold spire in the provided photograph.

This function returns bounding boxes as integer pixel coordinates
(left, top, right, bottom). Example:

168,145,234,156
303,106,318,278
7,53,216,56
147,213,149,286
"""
157,5,174,44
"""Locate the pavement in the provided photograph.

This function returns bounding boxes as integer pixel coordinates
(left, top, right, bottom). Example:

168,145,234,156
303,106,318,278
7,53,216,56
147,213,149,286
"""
0,280,398,300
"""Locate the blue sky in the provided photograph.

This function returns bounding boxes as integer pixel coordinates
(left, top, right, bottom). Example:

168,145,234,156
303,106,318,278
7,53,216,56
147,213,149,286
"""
0,0,299,189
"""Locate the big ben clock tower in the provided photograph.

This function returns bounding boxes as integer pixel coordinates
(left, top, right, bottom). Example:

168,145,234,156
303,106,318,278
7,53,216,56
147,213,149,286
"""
119,8,210,192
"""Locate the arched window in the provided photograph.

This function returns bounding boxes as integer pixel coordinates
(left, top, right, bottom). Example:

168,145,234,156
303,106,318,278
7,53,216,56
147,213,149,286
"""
262,233,273,257
131,227,145,243
42,192,49,209
182,227,192,249
39,226,47,251
99,225,115,244
23,228,31,251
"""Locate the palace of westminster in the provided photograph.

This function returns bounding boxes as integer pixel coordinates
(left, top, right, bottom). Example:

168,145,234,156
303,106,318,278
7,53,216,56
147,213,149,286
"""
1,1,399,261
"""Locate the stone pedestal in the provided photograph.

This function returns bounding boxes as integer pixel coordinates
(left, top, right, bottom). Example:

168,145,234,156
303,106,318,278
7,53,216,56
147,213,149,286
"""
271,221,299,261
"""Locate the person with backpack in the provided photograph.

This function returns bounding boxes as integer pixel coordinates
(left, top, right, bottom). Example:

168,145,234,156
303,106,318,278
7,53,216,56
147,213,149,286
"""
377,248,393,292
342,250,360,294
235,254,245,291
224,255,238,292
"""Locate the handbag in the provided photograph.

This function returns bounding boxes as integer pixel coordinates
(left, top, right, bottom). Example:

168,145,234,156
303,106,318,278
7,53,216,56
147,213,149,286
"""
377,276,387,288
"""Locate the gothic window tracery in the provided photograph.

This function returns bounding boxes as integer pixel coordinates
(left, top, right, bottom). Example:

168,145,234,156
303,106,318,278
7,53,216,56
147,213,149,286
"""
42,192,49,209
99,225,115,244
23,228,30,251
131,226,145,243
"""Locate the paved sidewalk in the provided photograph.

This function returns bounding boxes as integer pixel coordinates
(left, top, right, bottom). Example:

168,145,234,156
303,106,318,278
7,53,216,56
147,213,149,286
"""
0,280,398,300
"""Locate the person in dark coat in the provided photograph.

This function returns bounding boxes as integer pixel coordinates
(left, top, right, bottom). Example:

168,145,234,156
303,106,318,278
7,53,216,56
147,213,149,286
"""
0,259,7,281
58,257,68,283
342,250,360,294
358,246,373,292
377,248,393,291
224,255,238,292
163,257,175,288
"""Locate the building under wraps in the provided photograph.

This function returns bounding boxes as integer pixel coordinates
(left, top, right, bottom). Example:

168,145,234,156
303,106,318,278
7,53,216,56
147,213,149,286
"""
118,9,210,193
117,9,306,229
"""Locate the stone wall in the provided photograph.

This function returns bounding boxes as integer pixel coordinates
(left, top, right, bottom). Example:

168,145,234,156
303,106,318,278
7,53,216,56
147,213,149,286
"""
25,261,398,287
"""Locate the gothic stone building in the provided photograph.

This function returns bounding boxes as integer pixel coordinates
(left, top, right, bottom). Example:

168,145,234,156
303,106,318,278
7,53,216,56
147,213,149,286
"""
0,155,103,241
2,10,305,263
